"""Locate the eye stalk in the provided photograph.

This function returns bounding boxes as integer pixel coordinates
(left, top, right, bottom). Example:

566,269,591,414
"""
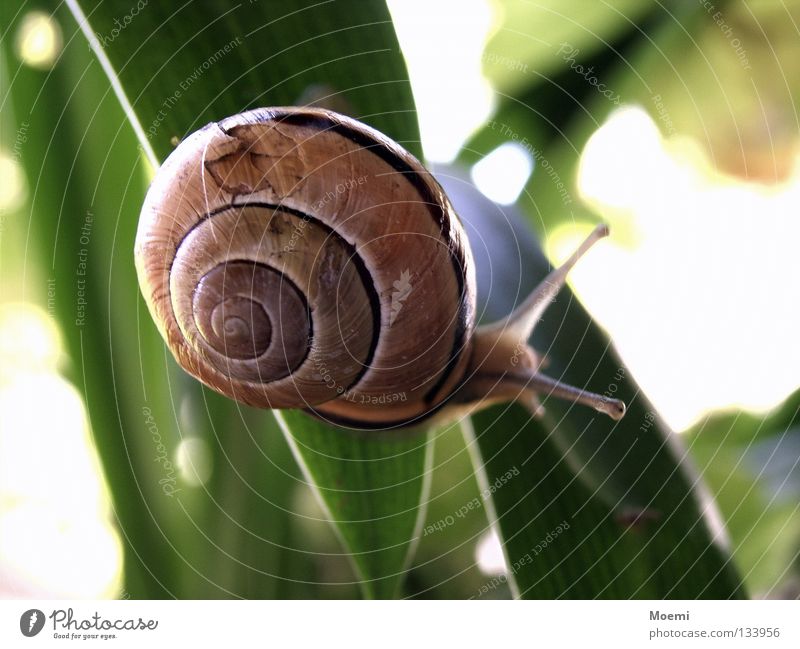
457,224,627,421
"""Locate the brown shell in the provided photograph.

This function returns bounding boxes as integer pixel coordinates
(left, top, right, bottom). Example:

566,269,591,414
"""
135,107,477,429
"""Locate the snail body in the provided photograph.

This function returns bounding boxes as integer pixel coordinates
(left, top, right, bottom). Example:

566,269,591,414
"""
136,107,625,429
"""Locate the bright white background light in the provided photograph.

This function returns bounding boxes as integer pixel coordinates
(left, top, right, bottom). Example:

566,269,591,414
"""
471,142,533,205
0,305,122,598
549,106,800,431
176,438,213,487
387,0,495,162
475,529,508,577
14,11,63,69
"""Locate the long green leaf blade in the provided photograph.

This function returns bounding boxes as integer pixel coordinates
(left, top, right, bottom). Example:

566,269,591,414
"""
440,170,744,598
278,412,432,599
65,0,428,598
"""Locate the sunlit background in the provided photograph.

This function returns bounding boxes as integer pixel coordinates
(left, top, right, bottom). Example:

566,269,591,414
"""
2,0,800,598
390,0,800,432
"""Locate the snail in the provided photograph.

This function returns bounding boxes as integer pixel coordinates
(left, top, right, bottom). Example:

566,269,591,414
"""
135,107,626,430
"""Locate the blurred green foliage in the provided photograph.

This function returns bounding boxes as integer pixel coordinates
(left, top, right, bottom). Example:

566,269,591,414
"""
2,0,798,600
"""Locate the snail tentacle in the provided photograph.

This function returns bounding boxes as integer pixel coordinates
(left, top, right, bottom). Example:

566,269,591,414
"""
478,223,609,343
457,225,626,422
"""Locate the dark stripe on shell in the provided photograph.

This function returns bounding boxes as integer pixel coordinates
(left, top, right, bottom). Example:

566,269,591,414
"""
265,109,471,406
195,259,314,373
173,202,380,393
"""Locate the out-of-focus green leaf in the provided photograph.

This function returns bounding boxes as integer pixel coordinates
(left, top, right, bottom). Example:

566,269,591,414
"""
484,0,657,96
604,0,800,182
439,170,745,598
65,0,428,599
687,390,800,596
470,0,800,240
187,391,367,599
3,1,182,597
5,2,315,600
407,423,496,599
464,3,696,235
277,412,433,599
457,0,795,599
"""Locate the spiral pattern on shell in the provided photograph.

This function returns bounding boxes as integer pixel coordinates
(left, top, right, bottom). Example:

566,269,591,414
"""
135,108,477,428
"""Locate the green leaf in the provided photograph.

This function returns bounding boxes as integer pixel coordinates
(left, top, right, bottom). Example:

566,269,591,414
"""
408,424,496,598
598,1,800,182
4,2,314,599
65,0,428,598
464,3,696,235
469,399,744,598
277,411,433,599
484,0,658,97
687,390,800,596
2,2,182,596
67,0,422,161
440,171,744,598
455,1,748,597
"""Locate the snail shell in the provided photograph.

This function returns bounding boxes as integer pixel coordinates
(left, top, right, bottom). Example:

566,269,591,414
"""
136,107,475,428
136,107,625,429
